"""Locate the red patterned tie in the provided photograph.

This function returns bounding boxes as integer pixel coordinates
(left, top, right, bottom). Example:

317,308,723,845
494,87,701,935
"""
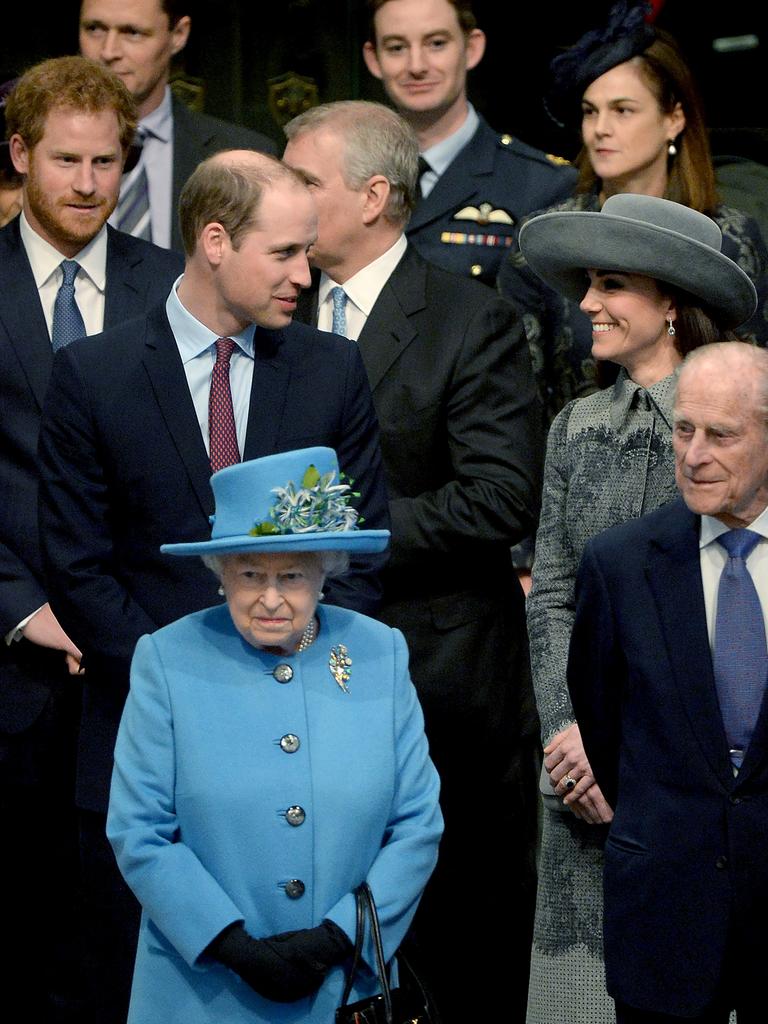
208,338,241,473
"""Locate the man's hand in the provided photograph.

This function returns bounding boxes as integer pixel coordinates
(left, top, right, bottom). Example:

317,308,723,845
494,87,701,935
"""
544,722,613,824
22,603,83,674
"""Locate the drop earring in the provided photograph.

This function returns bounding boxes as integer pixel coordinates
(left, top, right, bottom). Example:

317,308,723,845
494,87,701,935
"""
667,317,676,336
667,140,677,157
218,585,225,596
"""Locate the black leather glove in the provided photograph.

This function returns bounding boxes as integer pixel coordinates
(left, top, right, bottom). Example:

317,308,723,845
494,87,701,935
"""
207,919,352,1003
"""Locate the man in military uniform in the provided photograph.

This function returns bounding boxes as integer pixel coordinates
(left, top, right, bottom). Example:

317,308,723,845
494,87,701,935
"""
363,0,576,287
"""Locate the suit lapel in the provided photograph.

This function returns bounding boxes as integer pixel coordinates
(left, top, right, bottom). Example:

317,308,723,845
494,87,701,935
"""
141,305,213,517
103,226,149,328
407,119,495,234
645,501,734,787
242,327,291,460
356,246,422,392
0,219,53,411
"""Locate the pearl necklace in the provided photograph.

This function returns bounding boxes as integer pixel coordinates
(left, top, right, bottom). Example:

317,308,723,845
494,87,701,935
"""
295,617,317,653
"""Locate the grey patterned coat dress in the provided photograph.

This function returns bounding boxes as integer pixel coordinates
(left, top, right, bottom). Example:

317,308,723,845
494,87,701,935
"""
525,370,680,1024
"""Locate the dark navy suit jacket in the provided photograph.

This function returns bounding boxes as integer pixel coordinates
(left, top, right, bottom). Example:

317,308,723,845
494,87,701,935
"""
0,217,183,747
569,497,768,1015
37,304,388,810
406,115,576,287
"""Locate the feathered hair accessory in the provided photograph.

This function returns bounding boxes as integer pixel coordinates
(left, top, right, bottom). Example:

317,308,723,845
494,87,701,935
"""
545,1,657,129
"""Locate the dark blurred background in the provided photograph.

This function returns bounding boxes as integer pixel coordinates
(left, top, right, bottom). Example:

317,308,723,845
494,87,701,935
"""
1,1,765,160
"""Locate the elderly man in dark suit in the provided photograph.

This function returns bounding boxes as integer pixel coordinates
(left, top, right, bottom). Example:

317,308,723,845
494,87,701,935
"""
568,341,768,1023
284,98,543,1024
37,149,388,1024
362,0,575,288
79,0,277,251
0,55,182,1020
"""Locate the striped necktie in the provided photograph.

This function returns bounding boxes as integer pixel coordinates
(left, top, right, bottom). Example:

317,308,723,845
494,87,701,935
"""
117,129,152,241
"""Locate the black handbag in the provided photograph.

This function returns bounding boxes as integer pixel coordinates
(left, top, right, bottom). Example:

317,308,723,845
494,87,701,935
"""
335,882,437,1024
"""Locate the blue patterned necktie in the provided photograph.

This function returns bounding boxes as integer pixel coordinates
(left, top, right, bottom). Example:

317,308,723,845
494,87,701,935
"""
51,260,86,351
330,286,347,337
117,129,152,241
713,528,768,768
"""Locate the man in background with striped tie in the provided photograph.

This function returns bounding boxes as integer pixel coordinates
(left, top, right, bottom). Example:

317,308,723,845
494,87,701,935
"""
79,0,277,252
37,147,388,1023
0,54,182,1022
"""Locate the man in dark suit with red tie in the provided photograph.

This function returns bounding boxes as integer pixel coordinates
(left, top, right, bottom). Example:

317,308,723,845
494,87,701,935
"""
568,342,768,1023
37,149,388,1022
0,55,183,1020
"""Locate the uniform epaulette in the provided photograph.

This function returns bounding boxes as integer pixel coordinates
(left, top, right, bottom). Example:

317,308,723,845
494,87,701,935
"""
496,132,572,168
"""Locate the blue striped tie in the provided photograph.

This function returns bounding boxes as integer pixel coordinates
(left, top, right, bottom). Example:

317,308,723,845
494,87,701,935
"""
117,129,152,241
51,260,86,351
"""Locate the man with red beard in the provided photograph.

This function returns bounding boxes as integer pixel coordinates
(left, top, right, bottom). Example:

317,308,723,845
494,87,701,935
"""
0,54,182,1021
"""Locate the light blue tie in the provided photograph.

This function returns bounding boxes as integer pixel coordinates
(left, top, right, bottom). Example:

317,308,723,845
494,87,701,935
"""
51,260,86,351
713,528,768,768
331,286,348,337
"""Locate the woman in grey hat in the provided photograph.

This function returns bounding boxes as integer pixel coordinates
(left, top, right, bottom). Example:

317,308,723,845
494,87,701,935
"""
106,446,442,1024
498,0,768,425
520,193,756,1024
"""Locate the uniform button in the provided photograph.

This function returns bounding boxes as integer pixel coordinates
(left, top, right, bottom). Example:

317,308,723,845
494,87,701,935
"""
280,733,300,753
273,664,293,683
729,795,742,805
500,134,512,146
285,879,305,899
470,264,482,277
715,855,728,869
285,805,306,826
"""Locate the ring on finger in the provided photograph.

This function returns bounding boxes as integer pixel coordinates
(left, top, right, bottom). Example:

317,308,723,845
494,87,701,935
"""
563,775,577,791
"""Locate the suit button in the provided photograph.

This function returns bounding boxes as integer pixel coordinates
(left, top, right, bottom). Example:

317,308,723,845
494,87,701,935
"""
716,855,728,869
280,734,300,753
273,664,293,683
285,879,305,899
285,805,305,826
729,795,742,805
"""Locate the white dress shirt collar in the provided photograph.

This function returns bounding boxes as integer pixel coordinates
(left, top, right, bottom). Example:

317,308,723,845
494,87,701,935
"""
318,235,407,340
700,505,768,549
20,210,108,293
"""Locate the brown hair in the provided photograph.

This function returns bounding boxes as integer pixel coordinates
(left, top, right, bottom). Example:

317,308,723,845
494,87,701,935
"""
366,0,477,41
179,151,306,257
5,56,136,155
576,30,718,214
668,288,738,357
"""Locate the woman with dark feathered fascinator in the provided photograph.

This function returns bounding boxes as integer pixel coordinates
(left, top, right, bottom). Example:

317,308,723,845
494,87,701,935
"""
498,0,768,425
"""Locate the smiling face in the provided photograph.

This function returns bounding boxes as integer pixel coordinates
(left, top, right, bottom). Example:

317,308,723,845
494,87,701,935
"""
673,355,768,527
363,0,484,133
581,60,685,196
10,106,123,257
220,551,324,653
579,269,677,384
212,178,316,333
79,0,190,119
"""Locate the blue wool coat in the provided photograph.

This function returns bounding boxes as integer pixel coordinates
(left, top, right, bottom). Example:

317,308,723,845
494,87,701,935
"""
107,603,443,1023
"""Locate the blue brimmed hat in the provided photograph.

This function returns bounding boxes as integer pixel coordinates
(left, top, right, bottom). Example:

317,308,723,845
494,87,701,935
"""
161,447,390,557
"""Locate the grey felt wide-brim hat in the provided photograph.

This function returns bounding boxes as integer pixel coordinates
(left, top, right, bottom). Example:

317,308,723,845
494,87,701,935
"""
518,193,757,329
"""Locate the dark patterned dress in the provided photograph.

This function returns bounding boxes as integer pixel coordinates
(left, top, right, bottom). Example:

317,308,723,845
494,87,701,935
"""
498,192,768,425
525,371,679,1023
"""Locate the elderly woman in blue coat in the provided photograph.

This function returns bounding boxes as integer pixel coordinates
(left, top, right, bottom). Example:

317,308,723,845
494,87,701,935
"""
107,446,443,1024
